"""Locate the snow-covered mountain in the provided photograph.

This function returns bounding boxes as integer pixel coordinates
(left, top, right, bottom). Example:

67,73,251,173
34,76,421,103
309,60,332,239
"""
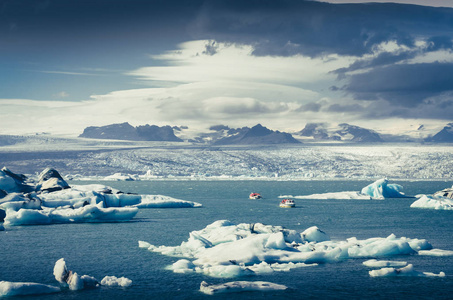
425,123,453,143
79,122,182,142
212,124,301,145
298,123,382,142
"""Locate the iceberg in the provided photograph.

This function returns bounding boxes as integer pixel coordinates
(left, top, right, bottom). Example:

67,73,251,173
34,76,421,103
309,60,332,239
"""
361,178,408,199
37,185,201,209
36,168,70,193
0,281,60,297
54,258,131,290
4,202,139,226
139,220,436,278
418,249,453,256
199,281,287,295
100,276,133,287
369,264,445,277
0,167,34,193
410,195,453,210
284,178,410,200
0,258,132,297
284,192,372,200
362,259,408,268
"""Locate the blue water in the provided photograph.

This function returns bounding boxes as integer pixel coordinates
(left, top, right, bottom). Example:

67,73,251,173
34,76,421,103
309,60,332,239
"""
2,180,453,299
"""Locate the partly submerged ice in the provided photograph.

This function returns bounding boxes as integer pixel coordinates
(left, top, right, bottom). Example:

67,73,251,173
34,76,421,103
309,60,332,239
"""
0,281,60,297
362,259,408,268
410,195,453,210
139,220,442,278
282,178,409,200
3,202,139,226
369,264,445,278
199,281,287,295
0,258,132,297
54,258,132,290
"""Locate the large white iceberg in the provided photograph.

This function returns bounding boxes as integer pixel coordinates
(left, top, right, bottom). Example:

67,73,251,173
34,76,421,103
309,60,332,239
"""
199,281,287,295
282,192,372,200
283,178,409,200
38,184,202,209
410,195,453,210
0,281,60,297
4,202,139,226
139,220,436,278
361,178,408,198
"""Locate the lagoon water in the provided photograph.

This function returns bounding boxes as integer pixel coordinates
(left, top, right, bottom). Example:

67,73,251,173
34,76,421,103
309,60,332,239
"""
2,180,453,299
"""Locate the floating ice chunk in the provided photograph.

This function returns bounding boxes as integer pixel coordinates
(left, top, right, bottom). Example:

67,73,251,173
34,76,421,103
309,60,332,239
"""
0,171,18,193
361,178,408,199
287,192,372,200
135,195,202,208
418,249,453,256
0,168,33,193
54,258,69,284
247,261,317,274
410,195,453,210
138,240,152,249
103,173,137,181
100,276,132,287
141,220,438,278
363,259,408,268
369,264,445,277
4,203,139,225
301,226,330,242
168,259,196,273
0,281,60,297
199,280,287,295
198,265,255,278
0,193,41,211
36,168,70,193
39,186,202,209
53,258,99,290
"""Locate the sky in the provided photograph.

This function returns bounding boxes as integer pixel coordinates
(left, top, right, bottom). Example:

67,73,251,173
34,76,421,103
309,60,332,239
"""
1,0,453,136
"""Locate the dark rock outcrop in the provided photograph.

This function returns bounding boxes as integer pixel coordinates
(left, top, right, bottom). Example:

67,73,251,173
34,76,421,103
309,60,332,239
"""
214,124,301,145
79,122,183,142
425,123,453,143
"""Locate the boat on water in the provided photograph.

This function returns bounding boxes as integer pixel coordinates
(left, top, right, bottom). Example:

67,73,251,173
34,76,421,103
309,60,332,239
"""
249,193,262,200
279,199,295,208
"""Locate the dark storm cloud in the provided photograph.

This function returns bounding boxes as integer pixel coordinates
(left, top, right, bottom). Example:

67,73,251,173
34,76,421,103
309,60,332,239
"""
343,62,453,106
193,0,453,58
3,0,453,59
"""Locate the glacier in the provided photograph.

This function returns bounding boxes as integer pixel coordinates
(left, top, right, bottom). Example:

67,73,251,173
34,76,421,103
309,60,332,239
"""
138,220,448,278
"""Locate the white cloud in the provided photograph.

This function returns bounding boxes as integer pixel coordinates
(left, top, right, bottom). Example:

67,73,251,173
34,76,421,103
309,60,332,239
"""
1,39,448,136
131,40,352,86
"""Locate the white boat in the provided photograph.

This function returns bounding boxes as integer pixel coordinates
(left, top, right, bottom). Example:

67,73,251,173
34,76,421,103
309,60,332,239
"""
279,199,295,208
249,193,262,200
